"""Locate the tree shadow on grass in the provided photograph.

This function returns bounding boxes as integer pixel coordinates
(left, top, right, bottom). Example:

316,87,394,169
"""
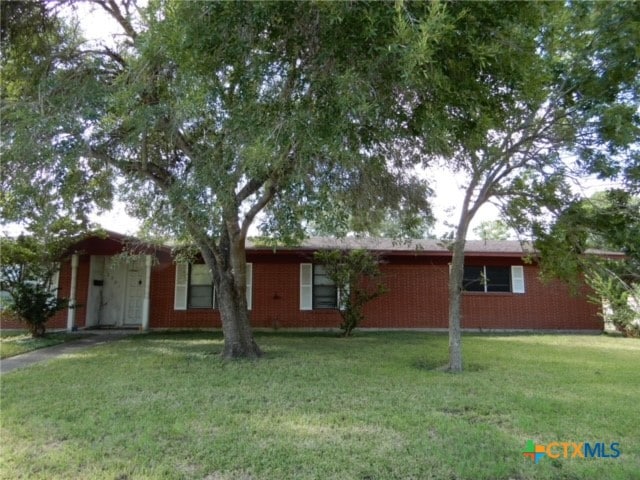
123,332,299,361
412,357,486,372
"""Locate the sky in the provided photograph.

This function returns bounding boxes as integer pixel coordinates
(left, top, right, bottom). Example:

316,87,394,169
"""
90,169,503,239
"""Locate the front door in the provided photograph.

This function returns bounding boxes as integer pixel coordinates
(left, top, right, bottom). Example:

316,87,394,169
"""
86,256,105,327
87,256,146,327
101,259,126,326
124,261,145,326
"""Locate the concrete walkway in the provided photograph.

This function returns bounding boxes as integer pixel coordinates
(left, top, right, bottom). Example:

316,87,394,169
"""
0,331,136,375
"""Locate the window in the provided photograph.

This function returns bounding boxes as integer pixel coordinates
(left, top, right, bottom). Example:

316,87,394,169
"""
462,266,485,292
463,265,525,293
189,264,214,308
300,263,339,310
174,263,252,310
313,265,338,309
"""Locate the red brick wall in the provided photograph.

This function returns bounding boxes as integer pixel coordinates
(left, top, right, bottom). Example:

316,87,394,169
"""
253,262,342,329
461,266,600,330
362,262,450,328
149,257,601,331
149,262,223,329
361,260,599,330
0,311,22,329
2,252,601,332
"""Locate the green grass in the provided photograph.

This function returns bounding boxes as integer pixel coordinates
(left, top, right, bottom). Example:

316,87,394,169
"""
1,332,638,479
0,331,87,359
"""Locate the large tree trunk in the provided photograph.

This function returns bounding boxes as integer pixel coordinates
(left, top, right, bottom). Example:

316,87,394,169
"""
217,274,262,359
448,194,474,372
206,233,262,359
448,236,465,372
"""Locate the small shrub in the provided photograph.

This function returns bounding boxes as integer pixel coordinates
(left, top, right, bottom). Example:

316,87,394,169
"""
590,273,640,338
6,283,67,337
314,249,387,336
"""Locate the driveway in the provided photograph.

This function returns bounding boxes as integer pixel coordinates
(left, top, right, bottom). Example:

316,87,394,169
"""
0,331,135,375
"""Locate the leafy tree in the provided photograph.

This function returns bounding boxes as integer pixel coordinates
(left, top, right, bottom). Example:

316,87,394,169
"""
396,1,560,371
473,220,511,242
0,1,114,228
313,249,386,337
2,1,429,358
535,190,640,336
560,2,640,194
4,282,67,337
519,1,640,339
307,206,434,241
0,212,88,336
587,272,639,338
399,2,640,370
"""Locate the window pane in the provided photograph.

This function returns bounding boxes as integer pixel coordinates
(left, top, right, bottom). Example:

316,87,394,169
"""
189,285,213,308
313,265,337,308
314,287,338,309
190,264,213,285
313,265,335,285
463,266,484,292
485,267,511,292
189,264,213,308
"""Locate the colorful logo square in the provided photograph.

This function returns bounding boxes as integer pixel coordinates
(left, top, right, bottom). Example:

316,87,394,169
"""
523,440,546,464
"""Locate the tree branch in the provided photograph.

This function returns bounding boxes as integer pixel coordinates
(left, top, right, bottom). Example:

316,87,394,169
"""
79,47,127,68
236,178,266,204
240,180,277,241
91,0,139,41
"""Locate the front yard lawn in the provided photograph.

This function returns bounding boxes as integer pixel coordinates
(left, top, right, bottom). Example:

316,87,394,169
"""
0,331,87,359
1,332,638,479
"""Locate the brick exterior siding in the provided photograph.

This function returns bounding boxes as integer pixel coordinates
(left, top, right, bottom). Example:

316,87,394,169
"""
1,237,602,331
147,255,600,331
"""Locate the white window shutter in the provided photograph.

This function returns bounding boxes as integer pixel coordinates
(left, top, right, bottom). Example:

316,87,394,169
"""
246,263,253,310
511,266,525,293
300,263,312,310
174,263,188,310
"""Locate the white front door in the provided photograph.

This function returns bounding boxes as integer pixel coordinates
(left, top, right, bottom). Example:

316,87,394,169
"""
87,256,105,327
124,261,145,325
86,256,146,327
101,259,126,326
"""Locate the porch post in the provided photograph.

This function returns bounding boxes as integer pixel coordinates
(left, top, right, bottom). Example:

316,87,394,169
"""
67,254,79,332
141,254,152,331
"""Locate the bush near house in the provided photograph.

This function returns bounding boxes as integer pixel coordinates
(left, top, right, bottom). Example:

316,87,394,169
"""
4,283,67,337
314,249,387,336
1,234,73,338
589,272,640,338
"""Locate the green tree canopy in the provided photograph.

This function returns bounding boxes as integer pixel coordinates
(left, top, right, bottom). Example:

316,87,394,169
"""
535,190,640,336
1,0,431,358
399,1,640,370
473,220,511,242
